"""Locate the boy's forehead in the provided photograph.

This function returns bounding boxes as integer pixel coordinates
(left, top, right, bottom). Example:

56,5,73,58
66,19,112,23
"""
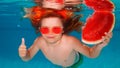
42,17,61,22
41,17,63,26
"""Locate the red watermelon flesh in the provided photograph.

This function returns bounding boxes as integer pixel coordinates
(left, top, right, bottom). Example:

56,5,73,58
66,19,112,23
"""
84,0,114,11
82,11,115,44
82,0,115,44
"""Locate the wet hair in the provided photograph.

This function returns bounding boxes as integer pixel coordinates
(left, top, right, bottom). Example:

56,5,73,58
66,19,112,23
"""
31,12,83,34
38,12,65,27
63,14,83,34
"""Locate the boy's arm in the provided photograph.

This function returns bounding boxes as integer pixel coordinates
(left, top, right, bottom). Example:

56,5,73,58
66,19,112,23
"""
73,32,112,58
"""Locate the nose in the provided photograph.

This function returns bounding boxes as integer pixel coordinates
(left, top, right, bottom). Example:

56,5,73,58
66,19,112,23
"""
48,28,54,35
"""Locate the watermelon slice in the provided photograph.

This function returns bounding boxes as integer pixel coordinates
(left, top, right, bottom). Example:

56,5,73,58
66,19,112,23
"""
82,0,115,44
84,0,114,11
82,11,115,44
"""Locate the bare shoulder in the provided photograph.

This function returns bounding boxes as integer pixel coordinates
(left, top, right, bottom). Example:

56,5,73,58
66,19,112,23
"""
35,36,45,42
64,35,79,42
34,36,42,43
63,35,82,44
32,36,44,47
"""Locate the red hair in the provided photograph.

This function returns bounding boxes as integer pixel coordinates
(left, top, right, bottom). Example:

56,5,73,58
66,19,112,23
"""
29,6,83,34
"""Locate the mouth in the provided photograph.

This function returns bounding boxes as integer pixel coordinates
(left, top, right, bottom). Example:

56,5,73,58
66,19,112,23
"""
47,36,55,39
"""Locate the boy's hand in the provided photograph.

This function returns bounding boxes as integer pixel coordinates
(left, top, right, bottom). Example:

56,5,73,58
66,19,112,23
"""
97,32,113,47
18,38,27,58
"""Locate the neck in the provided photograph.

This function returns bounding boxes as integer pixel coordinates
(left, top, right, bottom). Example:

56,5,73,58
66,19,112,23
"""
48,38,62,47
46,35,63,47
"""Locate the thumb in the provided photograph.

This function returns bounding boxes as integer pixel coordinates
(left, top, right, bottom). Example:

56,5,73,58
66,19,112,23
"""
21,38,25,45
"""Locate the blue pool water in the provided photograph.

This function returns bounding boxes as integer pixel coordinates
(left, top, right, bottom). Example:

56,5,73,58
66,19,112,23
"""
0,0,120,68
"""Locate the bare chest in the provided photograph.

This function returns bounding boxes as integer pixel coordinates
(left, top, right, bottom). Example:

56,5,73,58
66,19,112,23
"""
40,44,75,65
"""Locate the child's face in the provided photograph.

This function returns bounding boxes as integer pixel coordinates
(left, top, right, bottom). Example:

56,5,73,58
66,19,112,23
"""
40,17,63,44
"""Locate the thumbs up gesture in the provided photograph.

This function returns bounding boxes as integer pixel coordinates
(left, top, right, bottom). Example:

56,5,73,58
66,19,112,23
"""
18,38,27,58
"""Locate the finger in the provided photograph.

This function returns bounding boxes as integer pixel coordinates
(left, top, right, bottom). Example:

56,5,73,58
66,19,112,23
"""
82,23,86,29
19,52,27,57
108,32,113,38
102,36,110,44
100,37,109,46
82,26,85,30
104,32,112,39
104,38,110,45
104,32,107,35
102,36,105,41
19,46,26,53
